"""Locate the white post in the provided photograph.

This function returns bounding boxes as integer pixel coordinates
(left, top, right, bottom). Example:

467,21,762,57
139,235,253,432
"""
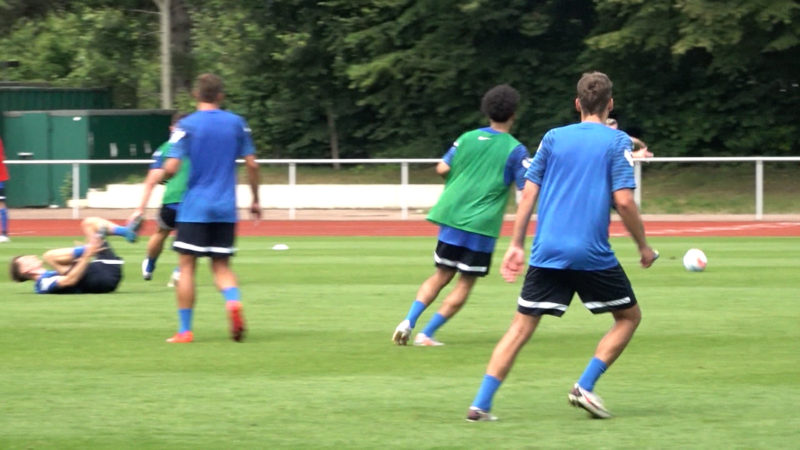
72,163,80,219
289,162,296,220
634,161,642,209
155,0,172,109
401,162,409,220
755,160,763,220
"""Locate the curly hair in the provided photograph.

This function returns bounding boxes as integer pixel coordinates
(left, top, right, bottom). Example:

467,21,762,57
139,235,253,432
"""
480,84,520,123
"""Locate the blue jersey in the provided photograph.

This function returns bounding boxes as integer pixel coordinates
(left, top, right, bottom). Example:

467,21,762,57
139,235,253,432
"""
167,110,255,223
35,270,63,294
526,122,635,270
439,128,529,252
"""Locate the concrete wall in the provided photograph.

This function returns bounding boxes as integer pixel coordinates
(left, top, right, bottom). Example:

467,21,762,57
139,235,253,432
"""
84,184,445,209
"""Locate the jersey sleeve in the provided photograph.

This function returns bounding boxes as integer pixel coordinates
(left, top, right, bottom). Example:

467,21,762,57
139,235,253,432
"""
610,131,636,191
504,144,531,189
35,274,62,294
150,142,170,170
166,123,188,159
441,145,457,165
238,118,255,158
525,131,553,186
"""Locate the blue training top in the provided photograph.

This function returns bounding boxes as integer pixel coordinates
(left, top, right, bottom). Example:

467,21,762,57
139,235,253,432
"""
167,110,255,223
526,122,635,270
439,127,529,253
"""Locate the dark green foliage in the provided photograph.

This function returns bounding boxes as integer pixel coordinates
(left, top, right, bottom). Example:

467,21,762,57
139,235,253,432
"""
1,0,797,157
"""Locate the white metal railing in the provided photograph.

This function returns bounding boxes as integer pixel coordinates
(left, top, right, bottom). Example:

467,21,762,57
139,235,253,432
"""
6,157,800,220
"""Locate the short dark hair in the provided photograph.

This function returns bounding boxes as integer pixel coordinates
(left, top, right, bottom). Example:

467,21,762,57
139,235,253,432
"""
481,84,520,123
576,72,613,116
9,256,26,282
194,73,224,103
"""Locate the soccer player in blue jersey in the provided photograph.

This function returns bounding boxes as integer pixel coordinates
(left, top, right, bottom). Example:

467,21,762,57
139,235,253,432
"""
9,216,142,294
162,73,261,344
466,72,658,421
392,84,530,346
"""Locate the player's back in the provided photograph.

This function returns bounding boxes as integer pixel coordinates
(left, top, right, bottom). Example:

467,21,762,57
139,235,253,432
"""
175,110,252,223
529,122,634,269
428,128,523,237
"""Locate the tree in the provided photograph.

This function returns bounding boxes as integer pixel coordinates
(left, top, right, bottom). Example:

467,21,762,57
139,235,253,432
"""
583,0,800,155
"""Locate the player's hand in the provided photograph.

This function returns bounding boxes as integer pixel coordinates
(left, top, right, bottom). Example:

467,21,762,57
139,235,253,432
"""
640,246,659,268
500,245,526,283
128,210,144,223
250,202,262,222
632,147,653,159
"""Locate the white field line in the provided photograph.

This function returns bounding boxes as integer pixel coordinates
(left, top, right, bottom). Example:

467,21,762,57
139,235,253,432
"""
610,222,800,237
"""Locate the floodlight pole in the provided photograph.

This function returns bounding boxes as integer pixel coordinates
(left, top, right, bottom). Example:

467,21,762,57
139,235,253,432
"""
154,0,172,109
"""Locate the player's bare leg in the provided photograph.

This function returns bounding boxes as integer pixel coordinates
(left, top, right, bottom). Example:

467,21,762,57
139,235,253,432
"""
436,274,477,317
166,253,197,343
593,304,641,366
142,228,171,280
393,267,456,345
176,253,197,310
567,305,641,418
414,274,477,346
416,267,457,306
485,313,540,380
467,312,540,420
211,257,246,342
146,228,171,262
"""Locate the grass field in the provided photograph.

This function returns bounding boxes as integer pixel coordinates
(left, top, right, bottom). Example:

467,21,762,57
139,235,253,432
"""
1,236,799,449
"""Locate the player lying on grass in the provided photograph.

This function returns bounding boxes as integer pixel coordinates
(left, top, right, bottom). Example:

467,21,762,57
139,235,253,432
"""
9,216,142,294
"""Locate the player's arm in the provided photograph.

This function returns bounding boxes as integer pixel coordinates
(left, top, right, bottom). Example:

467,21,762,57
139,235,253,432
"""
500,180,540,282
435,161,450,176
163,158,181,178
42,247,79,274
436,144,457,177
51,236,102,288
134,167,165,217
244,154,261,219
163,126,187,178
613,189,657,268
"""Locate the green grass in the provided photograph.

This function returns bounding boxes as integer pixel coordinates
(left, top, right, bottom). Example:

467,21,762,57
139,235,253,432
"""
1,236,799,448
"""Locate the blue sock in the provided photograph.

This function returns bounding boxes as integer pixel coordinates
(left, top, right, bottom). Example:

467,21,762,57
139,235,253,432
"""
72,245,86,258
111,225,128,237
577,357,608,391
404,300,427,328
178,308,193,333
146,257,156,273
421,312,448,338
0,208,7,235
472,374,502,411
222,287,241,305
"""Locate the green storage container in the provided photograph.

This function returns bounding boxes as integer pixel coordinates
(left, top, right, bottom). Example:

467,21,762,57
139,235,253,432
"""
2,109,173,207
0,86,111,112
2,112,53,207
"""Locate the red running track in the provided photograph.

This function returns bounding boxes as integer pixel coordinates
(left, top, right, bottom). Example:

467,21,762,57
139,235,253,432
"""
9,219,800,237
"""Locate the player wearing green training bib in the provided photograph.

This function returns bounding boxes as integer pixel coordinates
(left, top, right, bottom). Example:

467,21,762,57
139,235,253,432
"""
391,85,530,347
131,114,189,285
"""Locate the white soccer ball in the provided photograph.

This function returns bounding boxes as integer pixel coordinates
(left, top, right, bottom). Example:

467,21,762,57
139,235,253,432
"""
683,248,707,272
